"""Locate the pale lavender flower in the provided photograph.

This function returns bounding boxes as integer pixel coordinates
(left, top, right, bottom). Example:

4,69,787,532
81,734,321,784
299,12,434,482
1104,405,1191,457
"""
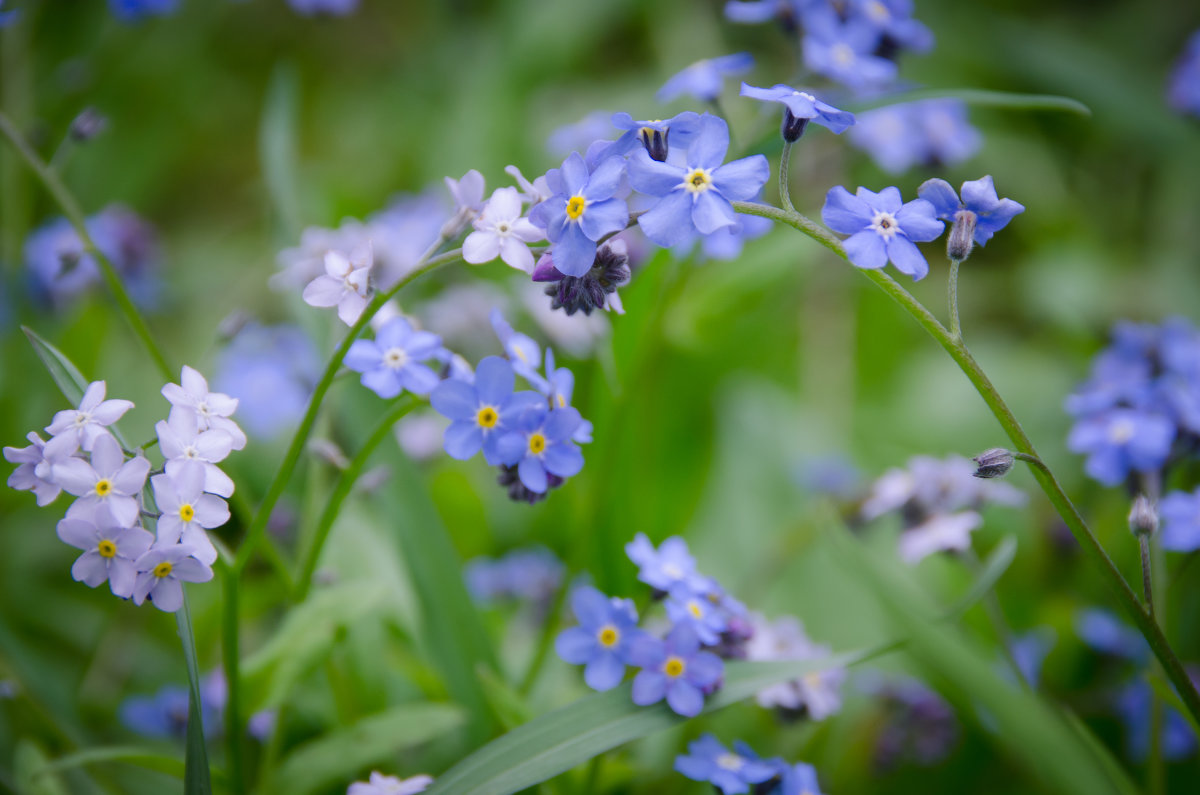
302,248,373,326
46,380,134,452
161,366,246,451
463,187,545,273
56,506,153,598
156,406,235,498
132,544,214,613
288,0,359,16
344,316,445,399
54,435,149,528
346,772,433,795
1158,488,1200,552
441,169,486,238
657,53,754,103
897,511,982,564
746,614,844,718
4,432,63,506
850,100,981,174
151,469,228,565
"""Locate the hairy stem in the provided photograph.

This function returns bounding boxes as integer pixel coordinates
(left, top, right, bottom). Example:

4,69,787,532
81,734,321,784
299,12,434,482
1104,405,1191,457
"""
0,111,173,380
948,258,962,340
778,140,795,213
732,198,1200,730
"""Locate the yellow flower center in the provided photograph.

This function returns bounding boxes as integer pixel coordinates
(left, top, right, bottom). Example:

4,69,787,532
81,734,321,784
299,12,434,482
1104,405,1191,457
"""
97,540,117,559
683,168,712,193
180,504,195,523
153,561,174,579
597,625,619,647
95,479,113,497
664,656,686,678
566,195,587,220
528,432,547,455
476,406,498,429
687,601,703,619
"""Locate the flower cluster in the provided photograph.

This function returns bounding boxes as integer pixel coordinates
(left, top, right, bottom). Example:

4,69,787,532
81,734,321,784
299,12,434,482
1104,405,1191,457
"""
859,674,960,770
860,454,1026,563
464,545,564,608
4,368,245,612
121,669,275,743
745,614,845,720
674,734,825,795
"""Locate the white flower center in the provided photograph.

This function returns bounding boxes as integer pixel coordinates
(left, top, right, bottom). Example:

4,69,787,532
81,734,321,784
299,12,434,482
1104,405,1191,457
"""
383,347,408,370
1109,419,1135,444
661,562,684,579
866,0,890,22
74,413,91,427
495,221,512,237
184,445,199,459
832,43,856,68
197,401,211,417
870,210,900,240
716,753,744,771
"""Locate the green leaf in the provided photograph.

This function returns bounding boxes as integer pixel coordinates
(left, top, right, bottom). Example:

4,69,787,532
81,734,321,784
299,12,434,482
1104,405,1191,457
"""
944,534,1018,619
15,741,69,795
177,597,213,795
270,703,464,795
260,62,303,239
22,326,132,450
33,746,187,780
855,87,1092,116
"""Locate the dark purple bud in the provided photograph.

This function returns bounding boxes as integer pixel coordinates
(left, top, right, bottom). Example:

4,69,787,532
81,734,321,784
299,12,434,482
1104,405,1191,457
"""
496,464,562,504
972,448,1013,479
69,107,108,142
947,209,977,262
638,126,670,162
541,240,631,316
1128,494,1157,537
781,109,809,143
531,251,564,282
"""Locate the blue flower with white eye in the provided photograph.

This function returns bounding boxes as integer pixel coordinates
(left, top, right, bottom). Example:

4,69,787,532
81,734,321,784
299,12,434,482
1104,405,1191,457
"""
625,533,710,592
344,317,445,399
918,176,1025,247
629,625,724,717
673,735,781,794
555,586,647,691
529,153,628,278
429,356,544,465
847,0,934,53
493,403,585,493
657,53,754,103
627,115,769,248
821,185,944,280
739,83,855,141
803,22,898,90
1065,407,1174,486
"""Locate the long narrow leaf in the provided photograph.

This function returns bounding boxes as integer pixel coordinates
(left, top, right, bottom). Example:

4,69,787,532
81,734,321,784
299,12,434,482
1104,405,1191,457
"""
855,87,1091,115
34,746,187,780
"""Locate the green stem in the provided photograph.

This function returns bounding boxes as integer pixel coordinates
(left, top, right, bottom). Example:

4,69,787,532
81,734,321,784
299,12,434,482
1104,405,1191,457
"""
948,258,962,340
218,561,244,795
293,396,419,600
176,593,213,795
232,247,462,574
778,140,795,213
963,547,1028,690
0,111,173,381
731,199,1200,731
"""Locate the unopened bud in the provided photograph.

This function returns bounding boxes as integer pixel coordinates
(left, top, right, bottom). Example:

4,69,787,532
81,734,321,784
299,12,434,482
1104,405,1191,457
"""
972,448,1014,479
947,209,977,263
781,108,809,143
638,126,670,162
1128,495,1158,537
69,107,107,143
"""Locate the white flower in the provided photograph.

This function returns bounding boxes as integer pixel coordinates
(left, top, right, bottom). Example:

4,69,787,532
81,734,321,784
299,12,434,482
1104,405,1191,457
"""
156,406,235,498
302,247,373,326
151,468,229,565
273,221,373,291
53,434,150,527
897,511,982,564
161,365,246,450
56,505,154,598
347,771,433,795
462,187,544,273
45,381,133,452
4,432,63,506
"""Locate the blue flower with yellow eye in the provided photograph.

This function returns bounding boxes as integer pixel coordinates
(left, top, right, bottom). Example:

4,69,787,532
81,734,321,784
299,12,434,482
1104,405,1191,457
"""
674,735,781,794
493,403,585,494
665,583,728,645
629,625,724,717
530,153,628,278
429,356,543,465
555,585,647,691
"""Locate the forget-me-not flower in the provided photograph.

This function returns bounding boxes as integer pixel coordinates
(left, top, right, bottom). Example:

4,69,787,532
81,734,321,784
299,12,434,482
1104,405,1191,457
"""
493,404,585,493
625,533,710,593
629,625,724,717
463,187,544,273
156,406,235,498
849,100,982,174
346,772,433,795
530,153,628,277
628,115,769,248
1158,488,1200,552
108,0,178,22
54,435,150,528
151,469,228,566
1168,30,1200,118
803,22,898,90
161,366,246,451
344,316,445,399
555,585,646,691
214,323,318,440
302,247,373,326
657,53,754,103
132,544,214,613
46,380,134,453
778,761,826,795
4,432,63,506
822,185,943,279
918,176,1025,257
429,356,543,465
610,111,701,162
673,735,780,794
1066,407,1174,486
739,83,855,141
665,583,728,645
56,506,154,598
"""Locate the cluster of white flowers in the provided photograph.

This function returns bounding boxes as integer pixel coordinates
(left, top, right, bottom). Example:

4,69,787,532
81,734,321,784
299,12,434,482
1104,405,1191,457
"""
3,367,245,612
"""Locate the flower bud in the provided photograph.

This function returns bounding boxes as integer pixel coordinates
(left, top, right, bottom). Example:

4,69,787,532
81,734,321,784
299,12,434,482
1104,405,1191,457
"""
638,126,670,162
1128,495,1158,538
972,448,1014,479
781,108,809,143
947,209,977,263
69,107,108,143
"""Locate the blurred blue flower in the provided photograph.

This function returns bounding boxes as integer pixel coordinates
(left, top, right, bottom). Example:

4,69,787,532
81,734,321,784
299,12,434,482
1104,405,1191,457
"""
698,211,774,260
120,671,224,740
665,583,729,645
546,111,615,158
849,100,981,174
429,356,543,465
1075,608,1150,663
778,761,826,795
625,533,709,593
344,317,445,399
464,546,564,605
109,0,178,22
493,403,585,494
657,53,754,103
0,1,18,26
1008,628,1056,689
1116,678,1198,760
629,625,723,716
529,153,628,278
555,585,647,691
918,176,1025,247
674,734,780,794
847,0,934,53
860,673,959,769
739,83,855,141
1167,30,1200,117
821,185,943,280
803,22,898,91
489,308,546,389
628,115,769,249
723,0,801,26
1065,407,1174,487
213,323,319,439
1160,488,1200,552
287,0,360,16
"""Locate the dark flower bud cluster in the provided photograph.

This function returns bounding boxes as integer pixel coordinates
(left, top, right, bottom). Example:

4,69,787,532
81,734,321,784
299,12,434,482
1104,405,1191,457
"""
533,239,631,316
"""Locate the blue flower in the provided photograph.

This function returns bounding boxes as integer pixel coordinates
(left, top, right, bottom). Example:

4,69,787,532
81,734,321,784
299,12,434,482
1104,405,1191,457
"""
739,83,855,141
821,185,943,279
1159,489,1200,552
628,115,769,248
657,53,754,103
629,625,724,717
1007,628,1055,689
287,0,360,15
344,317,445,399
918,176,1025,247
0,1,19,26
1117,679,1198,760
429,356,544,465
665,583,729,645
213,323,319,440
493,403,585,494
542,348,593,443
108,0,178,21
1065,407,1174,486
529,153,628,277
673,735,781,794
779,761,826,795
625,533,709,592
609,111,701,162
465,546,564,605
1075,608,1149,663
849,100,982,174
803,22,898,91
1168,30,1200,118
723,0,799,26
546,111,616,158
489,309,546,389
555,585,647,691
846,0,934,54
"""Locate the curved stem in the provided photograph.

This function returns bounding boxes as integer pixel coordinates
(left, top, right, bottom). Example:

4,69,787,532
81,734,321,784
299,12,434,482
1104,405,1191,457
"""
232,247,462,574
778,140,795,213
732,199,1200,730
293,396,419,600
0,111,173,381
948,258,963,341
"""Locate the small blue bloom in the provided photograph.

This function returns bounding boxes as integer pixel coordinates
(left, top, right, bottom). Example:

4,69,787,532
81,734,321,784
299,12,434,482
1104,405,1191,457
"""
493,403,585,494
465,546,564,605
543,348,593,443
723,0,799,26
555,585,647,691
1168,30,1200,118
429,356,544,465
821,185,943,279
287,0,360,16
120,686,190,739
739,83,855,141
847,0,934,54
610,111,701,162
918,176,1025,247
1008,628,1055,689
0,1,19,26
630,626,724,717
665,583,729,645
625,533,710,592
628,115,769,248
108,0,178,21
673,734,780,794
1065,407,1174,486
657,53,754,103
803,22,898,91
778,761,826,795
1159,488,1200,552
344,317,445,399
1116,678,1198,760
490,308,546,389
849,100,982,174
1075,608,1150,663
529,153,628,277
546,111,616,158
213,323,319,439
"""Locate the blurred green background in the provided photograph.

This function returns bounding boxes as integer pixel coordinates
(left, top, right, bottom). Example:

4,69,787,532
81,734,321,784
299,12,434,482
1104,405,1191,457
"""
2,0,1200,792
